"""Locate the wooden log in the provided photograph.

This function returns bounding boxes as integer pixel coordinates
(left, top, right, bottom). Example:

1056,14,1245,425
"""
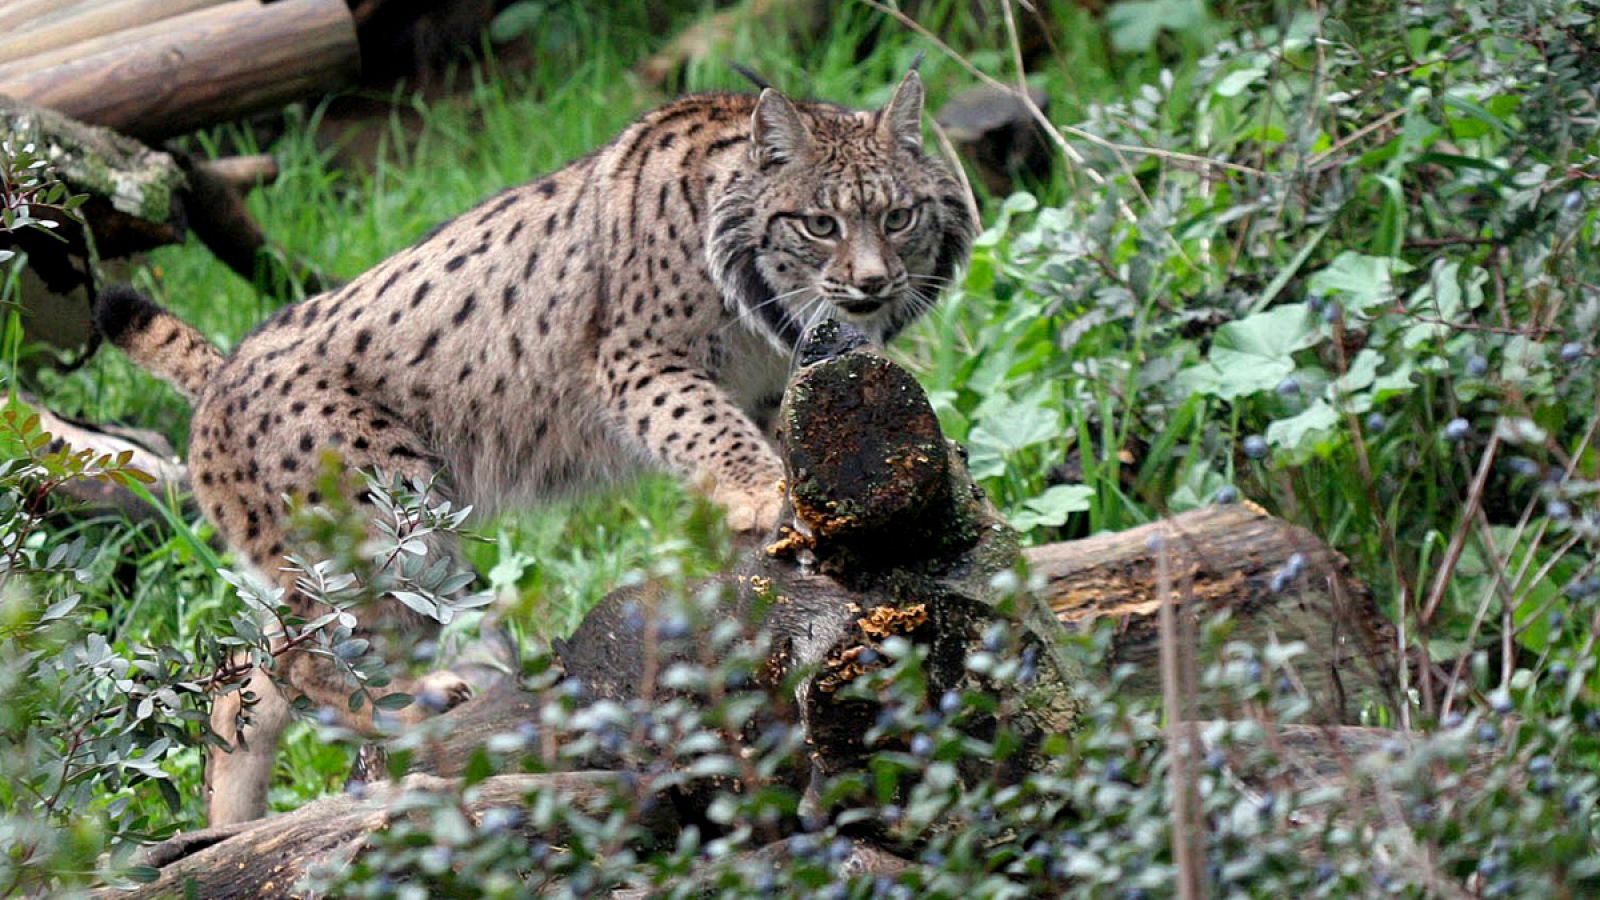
1029,502,1399,721
1,98,333,352
100,772,680,900
0,0,360,142
0,1,258,80
0,0,230,66
0,0,88,35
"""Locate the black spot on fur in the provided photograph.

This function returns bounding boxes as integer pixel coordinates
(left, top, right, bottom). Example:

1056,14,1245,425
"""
410,331,440,364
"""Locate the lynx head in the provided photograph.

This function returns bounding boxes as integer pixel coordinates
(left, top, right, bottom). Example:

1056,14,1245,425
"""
708,71,977,351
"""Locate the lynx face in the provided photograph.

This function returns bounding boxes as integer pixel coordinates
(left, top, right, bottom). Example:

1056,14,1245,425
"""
709,72,977,350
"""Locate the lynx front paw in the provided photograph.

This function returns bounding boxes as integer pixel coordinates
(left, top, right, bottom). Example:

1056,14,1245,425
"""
412,670,474,717
715,482,786,533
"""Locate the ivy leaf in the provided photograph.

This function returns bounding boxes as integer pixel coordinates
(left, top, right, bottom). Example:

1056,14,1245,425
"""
966,390,1061,479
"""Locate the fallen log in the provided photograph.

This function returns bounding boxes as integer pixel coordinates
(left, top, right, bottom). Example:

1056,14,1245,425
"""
107,772,680,900
0,0,360,142
1030,502,1399,721
0,0,229,66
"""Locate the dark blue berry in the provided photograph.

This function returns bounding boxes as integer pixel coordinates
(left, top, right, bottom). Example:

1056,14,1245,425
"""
1466,355,1489,377
1214,485,1239,504
1560,342,1585,363
1243,435,1269,459
1366,412,1387,431
1444,418,1470,441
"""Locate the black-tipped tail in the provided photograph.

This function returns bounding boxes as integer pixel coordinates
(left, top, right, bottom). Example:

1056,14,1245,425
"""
92,285,225,402
92,284,162,343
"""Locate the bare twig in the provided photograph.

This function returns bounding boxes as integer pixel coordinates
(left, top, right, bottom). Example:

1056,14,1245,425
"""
1156,525,1204,900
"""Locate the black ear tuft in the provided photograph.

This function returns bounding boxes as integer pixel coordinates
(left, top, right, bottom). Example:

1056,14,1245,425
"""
730,61,773,92
92,285,160,341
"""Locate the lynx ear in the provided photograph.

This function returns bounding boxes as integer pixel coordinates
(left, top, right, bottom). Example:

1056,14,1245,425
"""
878,69,925,153
751,88,811,167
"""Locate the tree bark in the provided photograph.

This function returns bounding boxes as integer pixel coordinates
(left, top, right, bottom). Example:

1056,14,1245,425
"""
0,0,360,142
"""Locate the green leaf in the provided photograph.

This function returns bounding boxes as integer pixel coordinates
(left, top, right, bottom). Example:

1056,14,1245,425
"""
1308,252,1414,313
374,692,414,711
39,594,80,622
1008,484,1094,531
1266,401,1339,453
1106,0,1210,52
1250,223,1330,313
1214,66,1265,98
1182,304,1319,400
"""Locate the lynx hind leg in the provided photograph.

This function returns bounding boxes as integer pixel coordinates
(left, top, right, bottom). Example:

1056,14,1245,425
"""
205,665,292,826
191,390,476,823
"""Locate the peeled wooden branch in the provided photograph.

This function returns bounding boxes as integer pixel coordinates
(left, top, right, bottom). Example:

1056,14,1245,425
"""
194,154,279,193
24,395,191,523
103,772,677,900
0,0,229,66
0,0,360,142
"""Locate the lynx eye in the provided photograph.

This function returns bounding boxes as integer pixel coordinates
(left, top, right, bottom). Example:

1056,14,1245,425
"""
883,207,915,232
799,214,840,240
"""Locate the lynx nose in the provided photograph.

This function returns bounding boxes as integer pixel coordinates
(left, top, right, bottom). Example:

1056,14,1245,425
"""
855,274,893,297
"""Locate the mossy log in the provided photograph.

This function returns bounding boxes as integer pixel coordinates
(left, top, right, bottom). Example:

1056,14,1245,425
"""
114,323,1402,894
0,96,331,354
